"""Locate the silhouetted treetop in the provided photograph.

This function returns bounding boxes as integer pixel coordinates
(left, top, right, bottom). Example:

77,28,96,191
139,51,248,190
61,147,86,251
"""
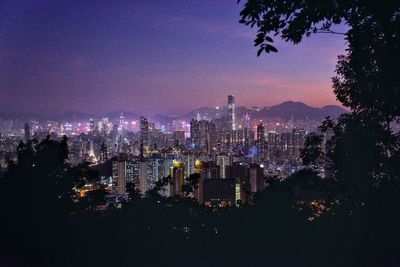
239,0,400,121
238,0,399,54
300,132,324,167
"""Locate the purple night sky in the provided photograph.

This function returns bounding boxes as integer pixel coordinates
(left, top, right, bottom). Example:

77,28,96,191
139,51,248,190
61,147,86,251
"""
0,0,347,116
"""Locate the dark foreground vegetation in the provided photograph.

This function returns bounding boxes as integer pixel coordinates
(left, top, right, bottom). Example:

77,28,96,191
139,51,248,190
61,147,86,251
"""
2,0,400,266
0,137,400,267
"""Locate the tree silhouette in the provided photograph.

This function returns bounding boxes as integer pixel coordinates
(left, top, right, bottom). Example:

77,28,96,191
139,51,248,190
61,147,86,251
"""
239,0,400,127
300,132,324,167
239,0,400,196
182,173,200,195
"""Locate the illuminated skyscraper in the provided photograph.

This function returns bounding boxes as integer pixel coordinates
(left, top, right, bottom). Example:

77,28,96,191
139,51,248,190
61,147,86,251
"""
172,130,185,147
193,160,206,204
118,113,125,132
199,120,210,151
99,142,108,163
101,117,109,136
215,106,221,119
139,160,148,195
256,123,265,159
256,123,265,142
216,155,231,178
89,117,95,133
249,164,265,193
190,119,214,153
190,119,200,150
183,153,196,178
208,121,217,154
267,131,280,160
112,155,133,195
227,95,236,131
140,116,149,144
148,154,165,187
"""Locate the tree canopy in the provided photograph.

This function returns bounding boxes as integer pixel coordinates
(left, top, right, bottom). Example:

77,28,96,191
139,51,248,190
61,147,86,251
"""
239,0,400,122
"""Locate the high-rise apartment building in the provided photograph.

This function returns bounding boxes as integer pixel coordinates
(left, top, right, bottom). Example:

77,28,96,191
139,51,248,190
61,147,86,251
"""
99,142,108,164
170,160,185,197
139,160,148,195
112,155,134,195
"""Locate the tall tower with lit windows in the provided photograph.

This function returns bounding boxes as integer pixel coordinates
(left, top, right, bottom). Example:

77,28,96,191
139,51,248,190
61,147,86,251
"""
227,95,236,131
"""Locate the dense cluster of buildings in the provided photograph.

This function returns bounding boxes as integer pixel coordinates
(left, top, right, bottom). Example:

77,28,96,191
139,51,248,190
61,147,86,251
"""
0,95,324,207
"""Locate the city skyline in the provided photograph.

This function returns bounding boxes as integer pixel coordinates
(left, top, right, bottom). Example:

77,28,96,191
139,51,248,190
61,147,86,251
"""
1,1,399,266
0,98,347,119
0,0,347,116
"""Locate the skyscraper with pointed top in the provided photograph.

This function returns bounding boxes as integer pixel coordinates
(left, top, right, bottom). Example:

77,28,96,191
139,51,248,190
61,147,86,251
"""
227,95,236,131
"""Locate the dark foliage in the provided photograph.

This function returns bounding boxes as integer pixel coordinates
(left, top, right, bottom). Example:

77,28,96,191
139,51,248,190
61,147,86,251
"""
300,133,324,166
1,139,400,266
237,1,400,265
239,0,400,194
239,0,400,123
182,173,200,194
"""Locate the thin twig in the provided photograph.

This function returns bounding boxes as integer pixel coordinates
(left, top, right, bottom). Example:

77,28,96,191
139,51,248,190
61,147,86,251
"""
315,30,346,35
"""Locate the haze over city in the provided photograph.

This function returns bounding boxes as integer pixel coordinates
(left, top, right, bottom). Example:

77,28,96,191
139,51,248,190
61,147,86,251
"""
0,0,347,116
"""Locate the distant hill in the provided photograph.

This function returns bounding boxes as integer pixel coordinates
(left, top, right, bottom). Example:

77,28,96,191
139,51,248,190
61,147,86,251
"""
182,101,348,121
257,101,317,120
257,101,347,120
0,101,348,123
320,105,348,119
